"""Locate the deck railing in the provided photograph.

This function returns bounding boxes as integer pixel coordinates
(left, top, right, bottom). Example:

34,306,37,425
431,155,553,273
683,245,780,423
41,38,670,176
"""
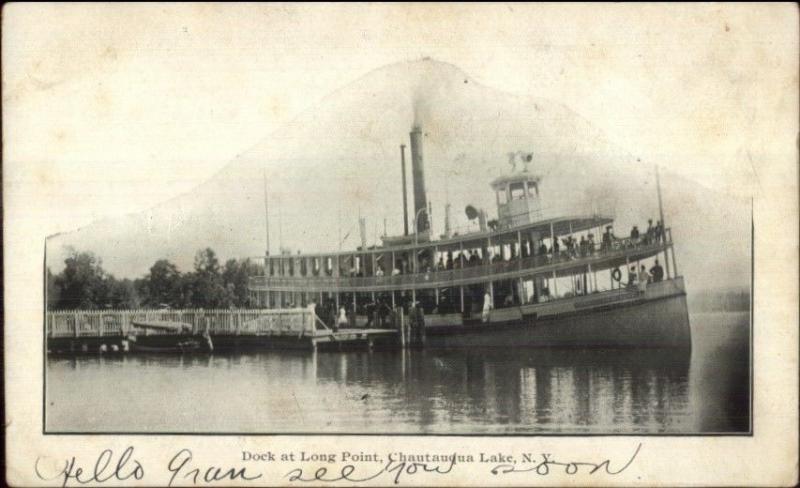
249,231,672,291
46,308,319,339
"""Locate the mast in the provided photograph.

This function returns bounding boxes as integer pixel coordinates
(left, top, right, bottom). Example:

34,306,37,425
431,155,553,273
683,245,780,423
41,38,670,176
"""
656,165,672,277
263,169,270,256
278,199,283,253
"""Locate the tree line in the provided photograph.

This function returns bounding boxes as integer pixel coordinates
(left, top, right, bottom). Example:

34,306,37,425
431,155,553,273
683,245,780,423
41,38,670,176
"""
47,248,262,310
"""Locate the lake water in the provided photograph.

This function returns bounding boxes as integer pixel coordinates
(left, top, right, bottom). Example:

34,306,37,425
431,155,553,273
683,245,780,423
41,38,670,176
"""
46,311,750,434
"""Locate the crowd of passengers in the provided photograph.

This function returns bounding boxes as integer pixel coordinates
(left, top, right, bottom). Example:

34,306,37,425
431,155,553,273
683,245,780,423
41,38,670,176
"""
294,258,668,331
278,218,666,279
361,218,666,277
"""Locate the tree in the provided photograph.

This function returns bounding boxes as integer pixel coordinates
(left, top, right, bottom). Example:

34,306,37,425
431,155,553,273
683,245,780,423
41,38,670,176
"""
140,259,182,307
106,277,140,309
188,248,229,308
54,249,109,309
222,258,261,308
46,268,61,310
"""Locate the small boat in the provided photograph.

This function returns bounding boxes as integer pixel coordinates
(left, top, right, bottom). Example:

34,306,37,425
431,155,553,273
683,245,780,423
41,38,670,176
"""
127,320,213,353
129,319,192,333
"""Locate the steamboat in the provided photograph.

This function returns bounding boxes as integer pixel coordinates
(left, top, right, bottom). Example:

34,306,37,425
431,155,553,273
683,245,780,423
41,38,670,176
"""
248,126,691,349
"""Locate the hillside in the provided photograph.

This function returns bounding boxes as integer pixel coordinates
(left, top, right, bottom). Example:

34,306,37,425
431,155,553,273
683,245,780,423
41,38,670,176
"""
46,59,751,291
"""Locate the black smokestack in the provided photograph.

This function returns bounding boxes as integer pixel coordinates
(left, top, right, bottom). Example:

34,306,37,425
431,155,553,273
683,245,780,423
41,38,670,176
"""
409,126,429,233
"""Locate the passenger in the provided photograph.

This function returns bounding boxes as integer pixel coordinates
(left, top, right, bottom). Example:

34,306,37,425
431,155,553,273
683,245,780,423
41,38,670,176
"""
328,304,337,331
375,266,384,277
364,300,376,328
553,239,560,257
538,241,548,257
655,220,664,243
469,250,480,266
650,259,664,282
307,301,318,328
392,267,401,276
437,257,445,271
333,307,348,332
638,265,650,294
579,236,588,256
446,252,454,270
631,225,640,243
376,300,389,327
588,234,596,254
627,266,637,288
482,291,493,322
602,225,613,251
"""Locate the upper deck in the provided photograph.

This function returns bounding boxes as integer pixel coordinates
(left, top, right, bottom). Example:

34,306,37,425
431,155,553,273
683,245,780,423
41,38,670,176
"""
249,219,673,293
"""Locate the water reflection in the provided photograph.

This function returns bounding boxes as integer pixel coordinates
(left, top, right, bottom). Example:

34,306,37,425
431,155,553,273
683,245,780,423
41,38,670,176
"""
314,348,690,433
46,312,749,434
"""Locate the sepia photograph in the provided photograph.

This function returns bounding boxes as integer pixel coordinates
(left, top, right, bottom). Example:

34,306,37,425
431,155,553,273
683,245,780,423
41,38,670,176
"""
5,3,797,486
39,13,751,437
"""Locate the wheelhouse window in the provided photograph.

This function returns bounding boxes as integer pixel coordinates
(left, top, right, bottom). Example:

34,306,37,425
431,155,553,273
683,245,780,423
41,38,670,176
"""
510,182,526,200
497,189,508,204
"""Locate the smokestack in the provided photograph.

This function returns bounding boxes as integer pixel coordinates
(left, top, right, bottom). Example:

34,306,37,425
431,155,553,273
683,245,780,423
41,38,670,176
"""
409,126,429,233
400,144,409,236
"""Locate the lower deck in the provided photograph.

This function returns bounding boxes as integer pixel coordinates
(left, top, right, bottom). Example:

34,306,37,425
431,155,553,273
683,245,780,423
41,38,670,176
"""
47,277,689,354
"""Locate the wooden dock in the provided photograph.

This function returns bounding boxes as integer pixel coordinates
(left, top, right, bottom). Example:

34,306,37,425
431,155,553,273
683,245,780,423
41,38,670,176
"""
46,308,400,354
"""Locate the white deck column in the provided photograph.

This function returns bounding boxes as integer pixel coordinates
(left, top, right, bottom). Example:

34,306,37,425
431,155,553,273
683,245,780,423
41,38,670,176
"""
587,263,593,293
625,255,630,288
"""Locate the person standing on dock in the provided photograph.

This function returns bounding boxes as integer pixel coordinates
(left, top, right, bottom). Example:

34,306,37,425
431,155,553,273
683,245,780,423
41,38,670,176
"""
336,306,348,331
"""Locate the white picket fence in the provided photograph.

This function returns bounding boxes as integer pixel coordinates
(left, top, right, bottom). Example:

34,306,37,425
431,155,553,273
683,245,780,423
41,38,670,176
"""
46,308,317,338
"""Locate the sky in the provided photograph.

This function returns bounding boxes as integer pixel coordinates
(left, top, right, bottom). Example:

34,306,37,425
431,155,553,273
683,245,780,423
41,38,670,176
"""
3,3,798,285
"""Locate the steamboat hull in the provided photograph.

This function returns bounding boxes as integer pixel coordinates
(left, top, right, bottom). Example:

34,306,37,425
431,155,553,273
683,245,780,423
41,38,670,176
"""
425,294,690,349
420,278,691,349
